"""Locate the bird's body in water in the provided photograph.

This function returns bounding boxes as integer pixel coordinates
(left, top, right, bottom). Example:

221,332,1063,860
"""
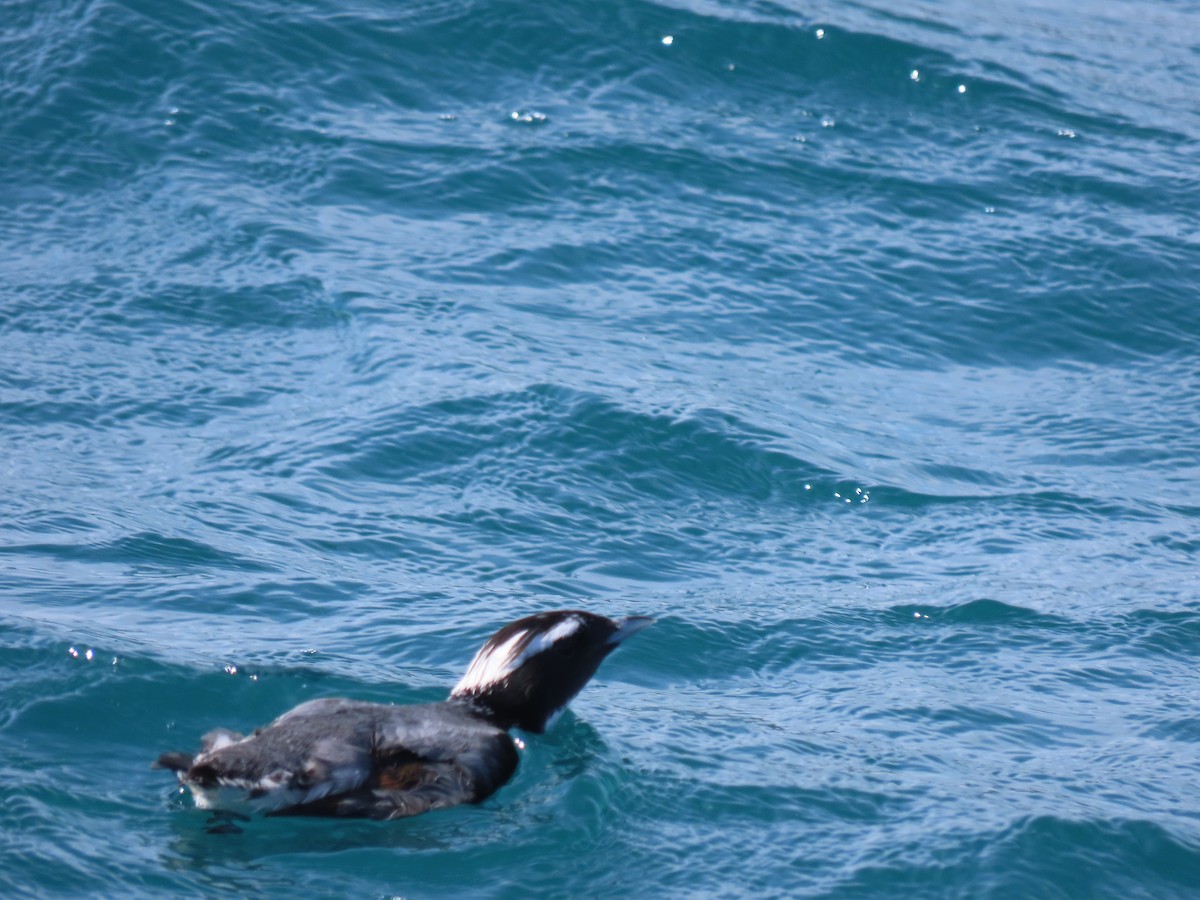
154,611,652,827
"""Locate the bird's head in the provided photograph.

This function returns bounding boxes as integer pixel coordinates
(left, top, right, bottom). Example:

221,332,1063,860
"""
449,610,653,733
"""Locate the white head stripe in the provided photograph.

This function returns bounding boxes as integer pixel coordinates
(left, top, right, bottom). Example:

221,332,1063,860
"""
452,615,583,696
529,616,584,658
452,629,527,695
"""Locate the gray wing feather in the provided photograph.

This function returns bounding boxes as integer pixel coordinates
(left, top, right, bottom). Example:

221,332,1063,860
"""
185,700,519,819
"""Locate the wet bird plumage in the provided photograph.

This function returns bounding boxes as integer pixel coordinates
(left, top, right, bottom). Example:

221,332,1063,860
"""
154,610,652,823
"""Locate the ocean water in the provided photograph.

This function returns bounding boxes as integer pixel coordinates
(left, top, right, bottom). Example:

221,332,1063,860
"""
2,0,1199,895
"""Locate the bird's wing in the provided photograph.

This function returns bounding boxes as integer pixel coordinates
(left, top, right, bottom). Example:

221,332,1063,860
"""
185,729,376,813
269,704,521,820
183,699,380,812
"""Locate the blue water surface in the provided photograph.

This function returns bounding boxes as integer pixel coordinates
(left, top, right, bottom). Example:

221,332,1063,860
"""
2,0,1199,896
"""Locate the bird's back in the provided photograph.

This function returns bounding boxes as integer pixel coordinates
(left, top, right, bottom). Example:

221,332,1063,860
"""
169,698,519,820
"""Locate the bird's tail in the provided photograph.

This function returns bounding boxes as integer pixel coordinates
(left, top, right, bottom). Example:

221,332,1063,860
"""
152,751,194,773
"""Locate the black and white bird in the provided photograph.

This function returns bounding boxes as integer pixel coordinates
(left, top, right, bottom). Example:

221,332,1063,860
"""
154,610,652,824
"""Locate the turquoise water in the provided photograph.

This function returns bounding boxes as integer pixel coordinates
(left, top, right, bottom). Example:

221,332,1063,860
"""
3,0,1200,895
